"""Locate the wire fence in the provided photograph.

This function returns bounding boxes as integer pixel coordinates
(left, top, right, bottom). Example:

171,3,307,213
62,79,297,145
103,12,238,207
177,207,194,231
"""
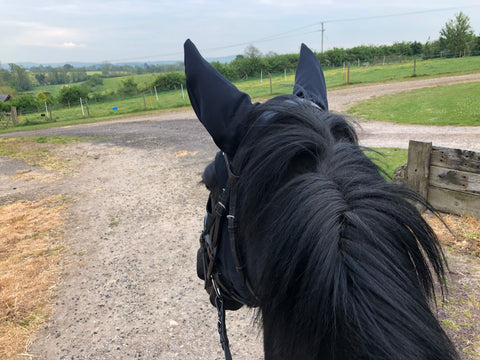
6,53,480,128
17,88,191,126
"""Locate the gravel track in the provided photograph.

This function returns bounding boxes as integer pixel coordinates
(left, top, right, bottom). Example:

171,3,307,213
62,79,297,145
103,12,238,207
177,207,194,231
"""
0,74,479,359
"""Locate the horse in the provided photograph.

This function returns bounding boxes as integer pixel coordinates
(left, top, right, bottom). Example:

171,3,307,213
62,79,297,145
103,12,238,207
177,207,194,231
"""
184,39,459,360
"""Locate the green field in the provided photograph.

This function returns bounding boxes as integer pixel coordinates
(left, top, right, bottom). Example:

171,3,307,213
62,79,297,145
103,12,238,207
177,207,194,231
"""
32,73,160,97
6,56,480,133
324,56,480,88
14,90,188,131
31,56,480,99
349,81,480,126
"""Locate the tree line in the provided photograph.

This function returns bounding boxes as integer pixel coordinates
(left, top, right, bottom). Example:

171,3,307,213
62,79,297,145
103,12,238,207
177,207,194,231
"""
0,60,185,93
0,71,189,114
212,12,478,81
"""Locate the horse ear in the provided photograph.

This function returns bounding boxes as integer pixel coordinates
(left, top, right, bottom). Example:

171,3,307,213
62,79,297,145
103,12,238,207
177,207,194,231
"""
293,43,328,111
184,39,254,155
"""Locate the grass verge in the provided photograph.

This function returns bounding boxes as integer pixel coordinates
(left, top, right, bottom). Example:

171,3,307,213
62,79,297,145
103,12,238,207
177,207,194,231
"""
349,81,480,126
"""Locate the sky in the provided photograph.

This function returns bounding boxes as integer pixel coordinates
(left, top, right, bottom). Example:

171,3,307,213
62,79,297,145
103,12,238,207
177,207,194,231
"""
1,0,479,65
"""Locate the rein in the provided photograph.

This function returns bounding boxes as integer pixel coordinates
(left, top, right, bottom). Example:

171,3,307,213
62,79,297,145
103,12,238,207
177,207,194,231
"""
199,152,258,360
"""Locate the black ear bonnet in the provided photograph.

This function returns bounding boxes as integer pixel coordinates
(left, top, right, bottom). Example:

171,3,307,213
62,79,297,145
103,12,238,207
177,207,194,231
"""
184,39,328,156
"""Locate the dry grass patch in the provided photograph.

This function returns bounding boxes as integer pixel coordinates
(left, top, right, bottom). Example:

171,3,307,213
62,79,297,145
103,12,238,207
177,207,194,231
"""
10,170,61,184
0,196,68,359
428,214,480,257
174,150,198,157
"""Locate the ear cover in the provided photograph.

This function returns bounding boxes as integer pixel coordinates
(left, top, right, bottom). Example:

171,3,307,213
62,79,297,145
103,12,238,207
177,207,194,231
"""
184,39,254,155
293,43,329,111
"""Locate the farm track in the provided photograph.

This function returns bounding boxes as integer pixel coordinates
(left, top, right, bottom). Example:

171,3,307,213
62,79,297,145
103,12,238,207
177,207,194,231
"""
3,72,479,151
0,73,479,359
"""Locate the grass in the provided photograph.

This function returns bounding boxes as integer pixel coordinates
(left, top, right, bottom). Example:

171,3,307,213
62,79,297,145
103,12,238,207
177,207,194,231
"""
11,56,478,133
349,81,480,126
325,56,480,88
364,147,408,178
0,196,68,359
7,91,189,134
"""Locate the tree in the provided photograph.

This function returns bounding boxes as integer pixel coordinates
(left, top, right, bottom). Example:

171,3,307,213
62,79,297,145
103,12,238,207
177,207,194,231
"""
410,41,423,56
118,77,138,96
58,85,88,105
440,12,475,55
35,73,47,85
36,91,55,106
8,63,32,91
469,35,480,55
244,45,262,58
231,45,264,79
84,74,104,90
101,62,113,77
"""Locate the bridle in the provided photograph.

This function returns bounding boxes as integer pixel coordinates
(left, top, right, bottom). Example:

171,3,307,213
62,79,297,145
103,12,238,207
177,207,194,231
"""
198,152,258,360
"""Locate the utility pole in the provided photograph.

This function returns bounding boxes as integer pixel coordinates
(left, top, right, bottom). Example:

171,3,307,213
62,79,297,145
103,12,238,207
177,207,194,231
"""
320,22,325,53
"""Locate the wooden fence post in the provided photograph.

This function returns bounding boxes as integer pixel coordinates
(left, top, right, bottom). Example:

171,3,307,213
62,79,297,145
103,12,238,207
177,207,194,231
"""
85,98,90,117
48,104,54,121
268,73,272,95
346,63,350,84
413,55,417,77
407,140,432,203
11,106,18,125
143,92,147,109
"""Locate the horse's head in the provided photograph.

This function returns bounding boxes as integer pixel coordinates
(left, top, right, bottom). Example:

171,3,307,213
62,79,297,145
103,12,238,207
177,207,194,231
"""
185,39,459,360
185,39,336,310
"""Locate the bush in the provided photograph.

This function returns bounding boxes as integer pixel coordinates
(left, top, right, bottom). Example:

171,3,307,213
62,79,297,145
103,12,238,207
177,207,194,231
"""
0,101,10,112
84,74,104,90
58,85,89,105
0,94,40,113
118,77,138,96
151,72,185,91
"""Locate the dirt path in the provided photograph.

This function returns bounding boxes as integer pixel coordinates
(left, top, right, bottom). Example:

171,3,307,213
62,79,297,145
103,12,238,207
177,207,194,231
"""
0,74,479,359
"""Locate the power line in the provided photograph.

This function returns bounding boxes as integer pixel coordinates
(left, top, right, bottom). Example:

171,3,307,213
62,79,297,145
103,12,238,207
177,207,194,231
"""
319,6,464,24
199,6,475,53
107,6,476,62
109,29,320,62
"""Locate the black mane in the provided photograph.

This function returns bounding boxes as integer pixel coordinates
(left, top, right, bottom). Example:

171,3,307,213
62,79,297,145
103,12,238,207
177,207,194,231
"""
227,98,458,359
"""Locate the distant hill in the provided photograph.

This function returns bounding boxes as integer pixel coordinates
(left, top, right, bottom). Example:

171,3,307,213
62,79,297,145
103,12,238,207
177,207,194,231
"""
1,55,236,70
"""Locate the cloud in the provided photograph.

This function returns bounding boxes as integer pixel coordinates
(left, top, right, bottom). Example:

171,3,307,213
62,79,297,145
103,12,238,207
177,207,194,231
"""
256,0,333,10
60,42,86,48
0,20,86,48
